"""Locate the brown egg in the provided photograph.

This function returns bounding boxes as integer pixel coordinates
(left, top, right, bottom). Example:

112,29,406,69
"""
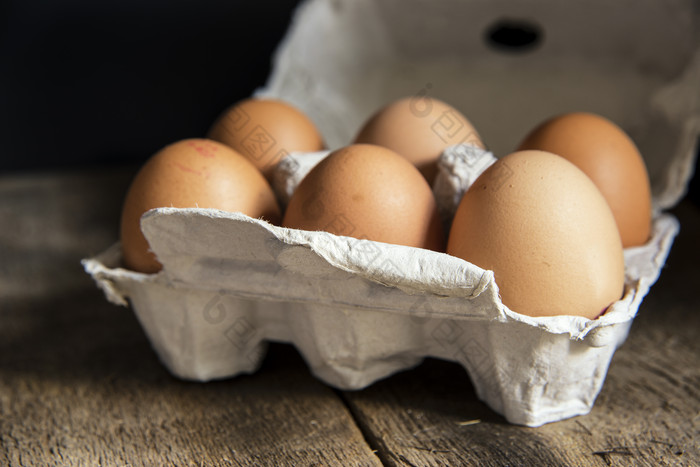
447,150,625,319
518,112,652,247
354,97,484,183
283,144,445,251
207,98,324,181
120,138,281,273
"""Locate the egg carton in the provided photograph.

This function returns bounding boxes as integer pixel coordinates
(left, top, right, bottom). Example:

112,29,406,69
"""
84,145,677,427
84,0,699,426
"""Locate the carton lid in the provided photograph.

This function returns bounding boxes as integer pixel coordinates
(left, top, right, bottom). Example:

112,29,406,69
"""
261,0,700,209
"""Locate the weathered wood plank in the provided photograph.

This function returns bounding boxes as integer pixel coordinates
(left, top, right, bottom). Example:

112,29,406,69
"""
3,167,697,466
0,169,133,299
341,201,700,467
0,169,381,467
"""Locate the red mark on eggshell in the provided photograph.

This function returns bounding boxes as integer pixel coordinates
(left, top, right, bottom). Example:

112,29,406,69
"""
173,162,203,177
187,141,218,158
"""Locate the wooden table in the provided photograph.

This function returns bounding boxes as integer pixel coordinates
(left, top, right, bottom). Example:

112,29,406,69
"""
1,167,698,466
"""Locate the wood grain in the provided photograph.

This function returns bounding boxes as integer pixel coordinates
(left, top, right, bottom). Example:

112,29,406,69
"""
0,169,380,467
0,168,697,466
340,201,700,467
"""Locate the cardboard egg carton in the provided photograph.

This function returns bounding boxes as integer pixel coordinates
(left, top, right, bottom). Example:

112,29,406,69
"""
83,0,700,426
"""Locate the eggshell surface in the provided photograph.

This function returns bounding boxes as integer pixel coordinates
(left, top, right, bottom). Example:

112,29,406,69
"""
354,97,483,183
518,112,652,247
447,150,625,319
283,144,445,251
207,98,324,180
120,138,281,273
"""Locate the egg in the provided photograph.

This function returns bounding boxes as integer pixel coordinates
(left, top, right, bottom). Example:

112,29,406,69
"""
517,112,652,247
120,138,281,273
353,97,484,183
447,150,625,319
282,144,445,251
207,98,324,181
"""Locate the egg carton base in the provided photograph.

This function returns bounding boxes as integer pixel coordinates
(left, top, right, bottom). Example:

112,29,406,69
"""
82,207,677,427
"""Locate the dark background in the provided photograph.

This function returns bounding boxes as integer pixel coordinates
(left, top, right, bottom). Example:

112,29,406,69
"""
1,0,698,204
1,0,302,171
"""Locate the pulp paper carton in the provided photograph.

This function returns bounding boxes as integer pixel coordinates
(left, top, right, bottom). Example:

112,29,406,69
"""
84,0,700,426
